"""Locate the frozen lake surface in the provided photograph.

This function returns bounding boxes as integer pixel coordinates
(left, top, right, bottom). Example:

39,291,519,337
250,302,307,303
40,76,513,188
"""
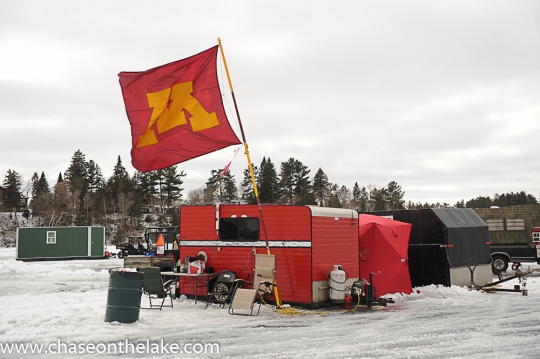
1,247,540,358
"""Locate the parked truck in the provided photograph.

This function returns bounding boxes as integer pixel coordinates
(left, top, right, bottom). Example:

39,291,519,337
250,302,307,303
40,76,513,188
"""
474,204,540,272
121,226,179,270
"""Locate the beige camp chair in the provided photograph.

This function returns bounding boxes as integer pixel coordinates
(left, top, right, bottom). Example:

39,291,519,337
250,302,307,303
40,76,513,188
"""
228,254,276,316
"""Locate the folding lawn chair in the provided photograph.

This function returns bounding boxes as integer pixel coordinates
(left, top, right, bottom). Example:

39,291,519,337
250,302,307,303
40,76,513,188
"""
139,267,174,311
228,254,277,316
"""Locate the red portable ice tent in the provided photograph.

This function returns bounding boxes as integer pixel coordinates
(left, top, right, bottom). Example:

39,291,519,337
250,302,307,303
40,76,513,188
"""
359,214,413,296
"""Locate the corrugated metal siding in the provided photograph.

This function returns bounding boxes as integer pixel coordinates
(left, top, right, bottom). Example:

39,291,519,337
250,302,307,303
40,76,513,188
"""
180,206,217,240
311,215,359,282
180,205,312,241
91,227,105,256
17,227,90,258
179,245,312,303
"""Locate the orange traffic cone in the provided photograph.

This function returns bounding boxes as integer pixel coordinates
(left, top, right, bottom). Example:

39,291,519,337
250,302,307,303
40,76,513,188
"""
156,234,165,255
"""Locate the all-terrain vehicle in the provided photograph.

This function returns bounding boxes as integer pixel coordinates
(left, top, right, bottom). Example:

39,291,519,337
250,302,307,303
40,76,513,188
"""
115,235,149,258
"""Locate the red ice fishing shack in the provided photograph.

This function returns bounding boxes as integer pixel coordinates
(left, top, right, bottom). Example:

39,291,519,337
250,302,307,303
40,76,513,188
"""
359,214,413,296
178,204,360,305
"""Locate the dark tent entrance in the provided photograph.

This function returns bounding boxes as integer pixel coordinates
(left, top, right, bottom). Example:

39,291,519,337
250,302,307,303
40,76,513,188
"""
359,214,413,296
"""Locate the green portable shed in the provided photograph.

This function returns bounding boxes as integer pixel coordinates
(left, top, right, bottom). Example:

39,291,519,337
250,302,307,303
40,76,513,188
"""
16,226,106,261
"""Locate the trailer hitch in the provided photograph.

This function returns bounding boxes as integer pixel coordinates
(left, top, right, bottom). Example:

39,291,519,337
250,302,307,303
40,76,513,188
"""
480,268,533,295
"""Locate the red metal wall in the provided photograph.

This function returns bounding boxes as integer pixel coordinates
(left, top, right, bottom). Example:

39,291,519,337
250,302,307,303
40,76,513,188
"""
180,206,217,240
311,212,360,282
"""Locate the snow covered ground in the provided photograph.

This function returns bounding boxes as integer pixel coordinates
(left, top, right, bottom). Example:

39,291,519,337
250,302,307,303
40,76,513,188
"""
1,247,540,359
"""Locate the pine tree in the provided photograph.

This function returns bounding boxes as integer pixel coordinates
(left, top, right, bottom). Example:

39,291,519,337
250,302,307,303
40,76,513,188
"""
279,158,312,205
351,182,361,209
64,150,89,196
87,160,105,194
338,185,351,208
279,158,296,204
294,167,313,205
31,173,40,198
221,172,238,203
327,183,343,208
107,155,133,203
372,187,387,210
161,166,186,207
57,172,63,183
312,168,329,206
359,186,369,211
353,182,361,202
37,172,50,196
204,169,236,203
205,169,224,203
297,183,316,205
2,169,23,210
133,170,158,205
30,172,52,220
258,157,280,203
386,181,405,210
240,164,258,204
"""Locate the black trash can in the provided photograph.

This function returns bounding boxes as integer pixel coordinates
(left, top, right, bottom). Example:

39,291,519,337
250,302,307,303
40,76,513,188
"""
105,270,144,323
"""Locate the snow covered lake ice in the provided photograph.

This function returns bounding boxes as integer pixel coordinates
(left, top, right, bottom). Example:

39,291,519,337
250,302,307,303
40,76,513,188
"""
1,247,540,358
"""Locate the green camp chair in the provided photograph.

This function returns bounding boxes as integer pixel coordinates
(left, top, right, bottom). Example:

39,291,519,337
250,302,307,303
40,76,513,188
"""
139,267,173,311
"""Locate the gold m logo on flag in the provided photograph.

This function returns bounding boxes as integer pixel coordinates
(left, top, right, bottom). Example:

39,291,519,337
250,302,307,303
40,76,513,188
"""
136,81,219,148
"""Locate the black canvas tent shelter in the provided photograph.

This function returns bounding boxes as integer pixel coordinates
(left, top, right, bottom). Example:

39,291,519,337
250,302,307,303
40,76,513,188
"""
366,208,491,287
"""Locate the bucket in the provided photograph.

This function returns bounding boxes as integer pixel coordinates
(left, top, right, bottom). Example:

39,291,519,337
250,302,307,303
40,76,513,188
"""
105,270,144,324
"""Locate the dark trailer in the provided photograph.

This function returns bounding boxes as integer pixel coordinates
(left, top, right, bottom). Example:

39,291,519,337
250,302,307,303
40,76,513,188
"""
366,208,492,288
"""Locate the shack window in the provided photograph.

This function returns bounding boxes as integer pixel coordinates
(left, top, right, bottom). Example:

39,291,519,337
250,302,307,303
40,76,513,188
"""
486,219,504,231
220,218,260,241
506,218,525,231
533,232,540,243
46,231,56,244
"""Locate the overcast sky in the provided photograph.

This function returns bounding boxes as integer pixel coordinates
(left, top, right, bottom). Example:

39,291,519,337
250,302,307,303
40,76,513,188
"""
1,1,539,205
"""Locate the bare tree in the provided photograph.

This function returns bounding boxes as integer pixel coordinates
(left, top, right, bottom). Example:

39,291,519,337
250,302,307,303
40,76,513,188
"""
186,187,205,205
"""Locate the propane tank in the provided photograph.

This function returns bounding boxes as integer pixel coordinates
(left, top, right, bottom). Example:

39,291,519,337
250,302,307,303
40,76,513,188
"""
156,234,165,255
329,265,347,304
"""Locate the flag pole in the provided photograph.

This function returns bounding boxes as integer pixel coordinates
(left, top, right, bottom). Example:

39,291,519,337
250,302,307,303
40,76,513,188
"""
217,38,271,255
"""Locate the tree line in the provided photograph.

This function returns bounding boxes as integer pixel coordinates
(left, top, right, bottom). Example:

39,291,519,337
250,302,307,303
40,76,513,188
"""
1,150,185,242
184,156,407,212
2,151,538,243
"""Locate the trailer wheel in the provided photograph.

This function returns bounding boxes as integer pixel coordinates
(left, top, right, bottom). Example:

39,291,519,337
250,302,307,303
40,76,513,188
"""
117,251,124,259
492,255,508,272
